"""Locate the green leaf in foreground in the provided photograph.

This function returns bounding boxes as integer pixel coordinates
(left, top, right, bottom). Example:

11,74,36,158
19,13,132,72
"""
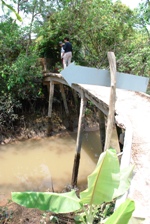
114,165,134,198
80,149,120,205
105,198,135,224
12,190,82,213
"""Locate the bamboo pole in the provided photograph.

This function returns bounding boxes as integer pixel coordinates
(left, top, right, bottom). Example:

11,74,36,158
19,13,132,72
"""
104,52,116,151
71,91,87,187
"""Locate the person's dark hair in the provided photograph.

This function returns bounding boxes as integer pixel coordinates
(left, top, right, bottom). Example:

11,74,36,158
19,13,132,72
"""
64,37,69,41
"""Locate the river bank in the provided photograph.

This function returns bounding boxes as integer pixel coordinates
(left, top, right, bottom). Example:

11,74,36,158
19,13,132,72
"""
0,104,100,146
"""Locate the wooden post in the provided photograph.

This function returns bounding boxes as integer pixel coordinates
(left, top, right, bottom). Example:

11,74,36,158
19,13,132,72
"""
104,52,116,151
59,84,69,116
47,80,54,136
71,91,87,187
59,84,75,131
110,125,121,154
98,110,106,152
48,80,54,117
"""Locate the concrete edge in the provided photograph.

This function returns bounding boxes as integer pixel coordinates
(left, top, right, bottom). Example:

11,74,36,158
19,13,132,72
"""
115,113,133,208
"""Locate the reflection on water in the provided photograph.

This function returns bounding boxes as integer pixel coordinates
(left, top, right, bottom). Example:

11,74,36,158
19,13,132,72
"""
0,131,102,196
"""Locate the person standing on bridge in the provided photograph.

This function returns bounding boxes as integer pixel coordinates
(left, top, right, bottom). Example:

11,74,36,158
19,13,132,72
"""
62,37,72,68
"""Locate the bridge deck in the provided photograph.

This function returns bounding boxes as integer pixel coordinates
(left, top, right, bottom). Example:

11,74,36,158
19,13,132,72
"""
43,74,150,222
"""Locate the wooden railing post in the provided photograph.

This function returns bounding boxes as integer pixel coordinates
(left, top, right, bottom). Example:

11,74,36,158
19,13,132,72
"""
104,52,116,151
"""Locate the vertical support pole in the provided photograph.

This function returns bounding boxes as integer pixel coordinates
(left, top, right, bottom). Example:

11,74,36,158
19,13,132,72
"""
60,84,74,131
59,84,69,116
110,124,121,154
104,52,116,151
48,80,54,117
71,91,87,187
47,80,54,136
98,110,106,152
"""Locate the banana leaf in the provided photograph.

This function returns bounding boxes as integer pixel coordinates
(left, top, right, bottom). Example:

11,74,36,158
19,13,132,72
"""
114,165,134,198
80,149,120,205
12,190,82,213
105,198,135,224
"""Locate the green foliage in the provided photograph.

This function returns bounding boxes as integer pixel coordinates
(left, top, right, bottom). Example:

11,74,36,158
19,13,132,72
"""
80,149,120,206
0,19,23,66
117,33,150,76
12,149,135,224
105,199,135,224
0,20,42,97
2,53,42,99
0,0,150,131
135,1,150,34
34,0,150,76
0,18,44,127
0,94,21,131
12,191,82,213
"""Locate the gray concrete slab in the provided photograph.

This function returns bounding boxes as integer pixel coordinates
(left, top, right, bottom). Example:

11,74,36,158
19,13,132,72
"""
61,62,149,92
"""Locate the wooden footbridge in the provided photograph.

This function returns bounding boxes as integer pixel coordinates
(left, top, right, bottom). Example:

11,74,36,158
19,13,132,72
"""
43,53,150,223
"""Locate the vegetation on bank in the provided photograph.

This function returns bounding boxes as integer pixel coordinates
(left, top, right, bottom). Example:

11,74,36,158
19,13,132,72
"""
0,0,150,134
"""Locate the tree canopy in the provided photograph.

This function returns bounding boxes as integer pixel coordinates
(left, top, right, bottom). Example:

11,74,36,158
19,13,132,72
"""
0,0,150,130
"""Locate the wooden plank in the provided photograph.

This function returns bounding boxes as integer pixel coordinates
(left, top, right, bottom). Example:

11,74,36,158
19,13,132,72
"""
43,75,67,85
72,84,109,115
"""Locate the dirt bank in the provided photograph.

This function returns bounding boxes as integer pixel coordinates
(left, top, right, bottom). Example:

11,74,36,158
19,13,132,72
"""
0,104,99,145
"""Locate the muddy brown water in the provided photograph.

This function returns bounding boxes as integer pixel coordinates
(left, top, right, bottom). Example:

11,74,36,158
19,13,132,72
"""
0,131,103,201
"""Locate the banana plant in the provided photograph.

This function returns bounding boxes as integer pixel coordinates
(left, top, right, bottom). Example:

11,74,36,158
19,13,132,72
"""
12,149,135,224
